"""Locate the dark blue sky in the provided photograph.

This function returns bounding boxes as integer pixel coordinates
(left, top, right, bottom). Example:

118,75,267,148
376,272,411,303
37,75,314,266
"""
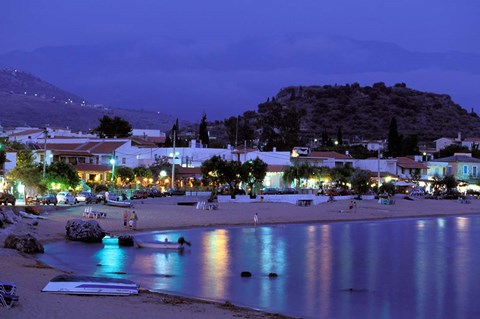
1,0,480,120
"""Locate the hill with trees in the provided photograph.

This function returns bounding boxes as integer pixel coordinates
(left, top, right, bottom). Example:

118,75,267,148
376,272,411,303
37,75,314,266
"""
209,83,480,151
2,68,479,151
275,82,480,141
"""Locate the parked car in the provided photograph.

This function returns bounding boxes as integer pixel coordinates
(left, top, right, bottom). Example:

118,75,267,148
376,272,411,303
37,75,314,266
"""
38,193,58,206
0,192,16,206
56,191,77,205
131,190,148,199
163,188,186,196
96,191,120,203
409,188,426,196
218,186,246,195
279,188,298,194
147,189,164,198
75,192,95,204
262,188,279,195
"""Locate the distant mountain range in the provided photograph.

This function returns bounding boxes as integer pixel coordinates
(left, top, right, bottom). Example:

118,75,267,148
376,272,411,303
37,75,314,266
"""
0,69,177,131
2,68,480,145
1,33,480,120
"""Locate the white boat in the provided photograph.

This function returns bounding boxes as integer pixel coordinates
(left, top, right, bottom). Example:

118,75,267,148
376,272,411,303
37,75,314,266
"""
106,199,131,207
136,236,191,250
42,275,138,295
136,240,185,250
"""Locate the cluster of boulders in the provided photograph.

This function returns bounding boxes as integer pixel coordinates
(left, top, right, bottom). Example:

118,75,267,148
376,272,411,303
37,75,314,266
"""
0,209,20,229
2,210,110,255
240,271,278,278
1,208,44,254
65,219,106,242
4,233,44,253
118,235,135,246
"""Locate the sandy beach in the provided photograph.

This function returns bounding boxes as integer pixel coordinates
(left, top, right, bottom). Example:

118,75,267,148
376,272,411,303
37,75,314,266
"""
1,195,479,318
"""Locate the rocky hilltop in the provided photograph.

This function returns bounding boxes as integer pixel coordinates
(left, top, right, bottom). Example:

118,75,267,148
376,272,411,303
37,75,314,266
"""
1,68,479,143
268,83,480,140
0,69,176,131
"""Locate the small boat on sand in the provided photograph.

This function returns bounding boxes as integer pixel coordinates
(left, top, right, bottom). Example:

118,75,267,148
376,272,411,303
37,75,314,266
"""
106,199,131,207
42,275,138,295
136,237,191,250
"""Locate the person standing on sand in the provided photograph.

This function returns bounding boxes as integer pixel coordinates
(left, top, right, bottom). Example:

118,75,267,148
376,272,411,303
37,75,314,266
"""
123,210,130,227
254,213,259,227
131,211,138,230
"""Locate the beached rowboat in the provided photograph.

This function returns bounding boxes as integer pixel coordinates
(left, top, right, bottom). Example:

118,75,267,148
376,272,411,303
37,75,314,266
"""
106,199,131,207
136,240,185,250
42,275,138,295
136,236,191,250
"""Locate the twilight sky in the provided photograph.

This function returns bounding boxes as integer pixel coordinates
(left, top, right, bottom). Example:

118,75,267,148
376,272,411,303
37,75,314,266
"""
1,0,480,121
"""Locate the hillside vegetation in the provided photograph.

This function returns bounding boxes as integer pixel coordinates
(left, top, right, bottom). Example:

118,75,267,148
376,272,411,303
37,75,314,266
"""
1,68,479,145
204,83,480,151
273,83,480,141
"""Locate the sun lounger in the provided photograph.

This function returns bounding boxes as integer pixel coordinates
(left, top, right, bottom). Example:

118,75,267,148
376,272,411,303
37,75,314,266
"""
196,201,218,210
0,281,16,295
0,292,19,308
83,210,107,218
296,199,313,207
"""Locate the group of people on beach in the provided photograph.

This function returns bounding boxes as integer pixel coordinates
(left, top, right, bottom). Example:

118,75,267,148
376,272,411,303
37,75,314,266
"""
123,210,138,230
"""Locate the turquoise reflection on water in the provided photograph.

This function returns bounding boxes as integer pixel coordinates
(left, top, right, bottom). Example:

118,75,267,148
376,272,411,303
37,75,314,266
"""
40,216,480,319
94,237,128,276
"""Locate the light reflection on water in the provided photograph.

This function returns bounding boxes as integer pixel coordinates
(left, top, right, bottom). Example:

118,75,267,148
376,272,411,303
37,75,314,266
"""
40,216,480,319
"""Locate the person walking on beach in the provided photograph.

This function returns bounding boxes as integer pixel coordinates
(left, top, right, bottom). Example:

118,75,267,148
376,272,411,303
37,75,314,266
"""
123,210,130,227
254,213,259,227
131,211,138,230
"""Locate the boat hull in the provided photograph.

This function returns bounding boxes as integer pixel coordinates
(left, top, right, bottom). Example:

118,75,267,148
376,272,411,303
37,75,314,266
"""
137,241,184,250
42,275,138,295
106,200,131,207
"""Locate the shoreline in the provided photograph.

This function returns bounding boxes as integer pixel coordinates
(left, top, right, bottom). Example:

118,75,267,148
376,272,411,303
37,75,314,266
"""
1,195,480,318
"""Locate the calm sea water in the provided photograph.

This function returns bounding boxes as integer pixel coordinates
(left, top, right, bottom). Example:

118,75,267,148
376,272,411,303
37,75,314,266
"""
39,216,480,319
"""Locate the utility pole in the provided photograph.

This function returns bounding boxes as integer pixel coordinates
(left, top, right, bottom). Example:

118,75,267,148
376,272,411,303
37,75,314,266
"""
244,140,247,162
235,116,239,149
42,127,48,179
377,141,383,193
171,127,176,189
